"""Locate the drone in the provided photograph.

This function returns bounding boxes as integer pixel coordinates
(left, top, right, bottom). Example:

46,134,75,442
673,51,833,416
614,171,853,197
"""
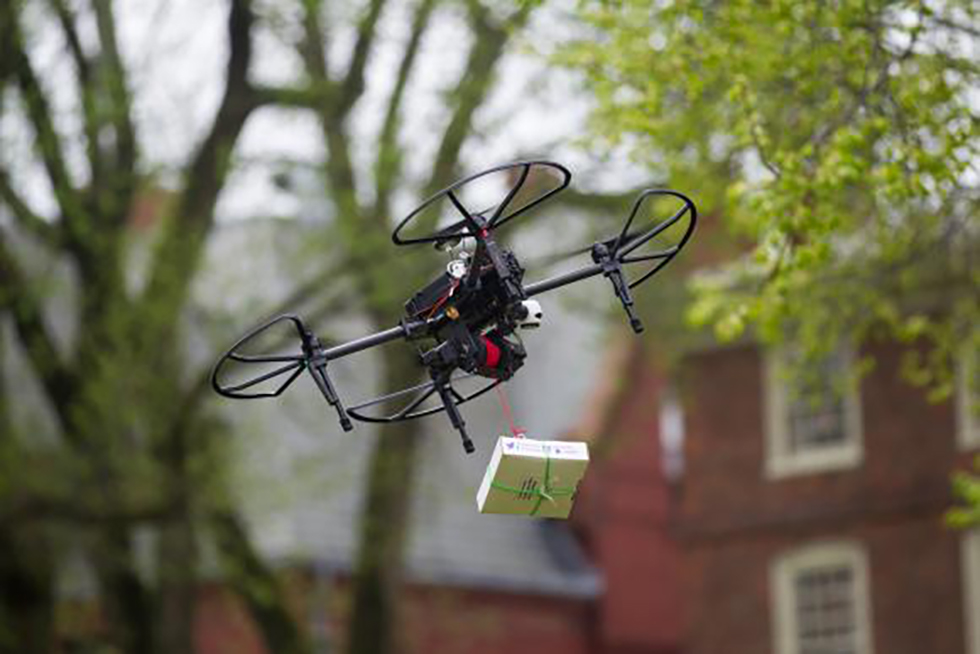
211,161,696,454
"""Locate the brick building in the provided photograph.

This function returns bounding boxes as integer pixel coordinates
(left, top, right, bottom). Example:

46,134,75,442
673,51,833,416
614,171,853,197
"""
187,335,689,654
569,340,684,654
674,338,980,654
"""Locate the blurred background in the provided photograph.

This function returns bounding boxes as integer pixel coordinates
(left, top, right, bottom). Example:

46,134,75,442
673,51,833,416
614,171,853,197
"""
1,1,978,653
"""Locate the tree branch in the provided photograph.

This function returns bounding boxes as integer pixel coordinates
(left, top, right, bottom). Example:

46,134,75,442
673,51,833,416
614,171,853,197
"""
253,83,329,108
91,0,137,181
373,0,438,217
300,2,360,223
336,0,388,117
424,3,529,196
927,14,980,40
0,2,87,232
0,231,76,437
0,168,61,248
299,0,330,85
48,0,104,190
141,0,259,320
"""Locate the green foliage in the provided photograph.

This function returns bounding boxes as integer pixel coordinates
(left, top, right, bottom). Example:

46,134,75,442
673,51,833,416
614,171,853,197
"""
558,0,980,525
947,456,980,529
559,0,980,379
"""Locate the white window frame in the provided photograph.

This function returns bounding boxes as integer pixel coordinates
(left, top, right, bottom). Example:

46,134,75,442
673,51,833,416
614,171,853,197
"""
956,347,980,451
659,386,685,481
770,540,874,654
964,529,980,654
764,346,864,479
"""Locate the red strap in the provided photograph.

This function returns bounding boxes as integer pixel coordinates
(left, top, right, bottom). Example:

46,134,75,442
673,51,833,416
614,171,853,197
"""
482,336,501,368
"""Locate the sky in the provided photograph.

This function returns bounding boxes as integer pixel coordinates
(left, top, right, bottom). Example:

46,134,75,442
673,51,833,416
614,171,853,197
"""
0,0,647,227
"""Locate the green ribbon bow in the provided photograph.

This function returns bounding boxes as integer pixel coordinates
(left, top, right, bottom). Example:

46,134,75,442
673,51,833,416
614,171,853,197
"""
490,456,577,516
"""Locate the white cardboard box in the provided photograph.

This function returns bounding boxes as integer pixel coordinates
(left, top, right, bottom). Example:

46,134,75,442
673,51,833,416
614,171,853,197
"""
476,437,590,518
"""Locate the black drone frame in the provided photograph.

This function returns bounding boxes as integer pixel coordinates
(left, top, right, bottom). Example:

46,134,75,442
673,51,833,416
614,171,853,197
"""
212,160,696,454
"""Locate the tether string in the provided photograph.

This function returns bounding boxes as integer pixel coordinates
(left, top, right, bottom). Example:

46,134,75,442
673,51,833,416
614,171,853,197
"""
495,384,525,437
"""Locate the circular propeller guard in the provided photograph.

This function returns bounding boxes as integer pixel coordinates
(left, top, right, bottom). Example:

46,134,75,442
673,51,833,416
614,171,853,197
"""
392,160,571,246
611,189,698,290
346,371,502,424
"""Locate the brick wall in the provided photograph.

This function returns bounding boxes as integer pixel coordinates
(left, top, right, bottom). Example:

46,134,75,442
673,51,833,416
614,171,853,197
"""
194,577,593,654
575,346,684,654
677,340,974,654
680,516,968,654
194,584,266,654
401,586,593,654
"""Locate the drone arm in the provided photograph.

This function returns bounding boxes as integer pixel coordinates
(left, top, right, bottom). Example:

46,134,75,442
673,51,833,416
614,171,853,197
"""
523,262,604,298
523,257,644,333
322,319,428,361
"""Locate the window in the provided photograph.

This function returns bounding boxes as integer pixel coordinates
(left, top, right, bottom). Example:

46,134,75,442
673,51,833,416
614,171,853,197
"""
957,347,980,451
764,346,863,478
659,386,685,481
771,541,874,654
964,529,980,654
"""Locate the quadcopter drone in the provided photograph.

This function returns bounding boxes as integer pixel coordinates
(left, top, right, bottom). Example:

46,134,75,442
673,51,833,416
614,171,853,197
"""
211,161,696,454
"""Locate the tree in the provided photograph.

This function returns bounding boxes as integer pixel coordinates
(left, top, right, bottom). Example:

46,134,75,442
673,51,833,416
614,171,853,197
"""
560,0,978,373
558,0,980,519
1,0,552,652
0,1,313,652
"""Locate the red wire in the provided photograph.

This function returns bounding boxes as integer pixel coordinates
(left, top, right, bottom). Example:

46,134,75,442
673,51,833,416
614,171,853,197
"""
495,384,526,438
426,279,460,319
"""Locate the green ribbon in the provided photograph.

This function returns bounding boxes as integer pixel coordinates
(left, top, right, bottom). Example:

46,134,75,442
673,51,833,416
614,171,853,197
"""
490,456,576,516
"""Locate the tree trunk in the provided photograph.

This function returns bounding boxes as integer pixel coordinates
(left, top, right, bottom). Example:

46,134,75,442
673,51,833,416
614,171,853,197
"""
93,527,154,654
212,510,313,654
0,527,54,654
347,343,427,654
156,513,197,654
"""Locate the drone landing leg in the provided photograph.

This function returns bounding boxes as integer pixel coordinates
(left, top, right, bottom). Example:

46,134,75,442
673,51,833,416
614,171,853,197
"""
608,269,644,334
433,373,475,454
301,327,354,432
310,361,353,432
592,243,645,334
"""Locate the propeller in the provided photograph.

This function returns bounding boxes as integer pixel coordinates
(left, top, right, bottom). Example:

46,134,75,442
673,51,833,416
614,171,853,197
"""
211,314,352,431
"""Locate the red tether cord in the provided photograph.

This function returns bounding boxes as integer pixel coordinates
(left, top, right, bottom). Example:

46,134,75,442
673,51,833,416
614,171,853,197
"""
495,384,525,438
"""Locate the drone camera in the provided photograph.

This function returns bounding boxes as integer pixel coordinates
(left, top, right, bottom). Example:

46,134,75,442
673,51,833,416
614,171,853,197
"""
518,299,543,329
